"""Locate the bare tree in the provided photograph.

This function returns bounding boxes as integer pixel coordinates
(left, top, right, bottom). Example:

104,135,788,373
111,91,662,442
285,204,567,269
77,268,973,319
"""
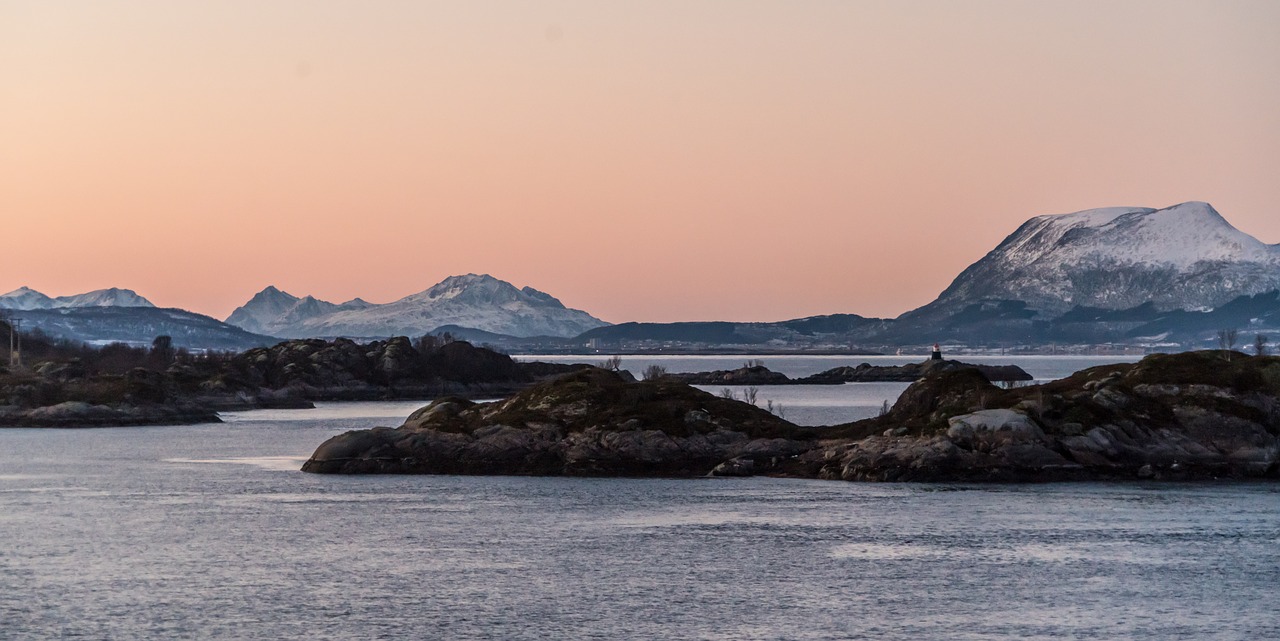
1218,329,1239,361
597,355,622,372
719,388,734,399
879,399,891,417
642,364,668,381
765,400,787,419
742,386,759,405
1256,334,1269,357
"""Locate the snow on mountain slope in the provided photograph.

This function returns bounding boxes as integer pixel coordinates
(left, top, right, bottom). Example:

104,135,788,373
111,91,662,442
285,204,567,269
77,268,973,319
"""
225,274,609,339
224,286,369,336
53,287,155,308
0,286,56,310
0,286,155,310
905,201,1280,320
224,286,301,334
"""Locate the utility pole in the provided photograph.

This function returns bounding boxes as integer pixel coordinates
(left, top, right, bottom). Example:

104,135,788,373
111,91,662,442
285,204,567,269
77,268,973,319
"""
2,312,12,368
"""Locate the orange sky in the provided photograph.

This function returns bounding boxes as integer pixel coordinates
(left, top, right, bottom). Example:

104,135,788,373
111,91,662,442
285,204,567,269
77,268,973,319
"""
3,1,1278,323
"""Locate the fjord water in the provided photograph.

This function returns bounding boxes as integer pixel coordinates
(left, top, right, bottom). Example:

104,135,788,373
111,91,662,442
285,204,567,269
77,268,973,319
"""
3,356,1277,639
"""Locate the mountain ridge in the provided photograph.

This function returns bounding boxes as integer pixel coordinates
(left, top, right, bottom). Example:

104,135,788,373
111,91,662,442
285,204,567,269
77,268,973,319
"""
224,274,609,339
0,287,156,310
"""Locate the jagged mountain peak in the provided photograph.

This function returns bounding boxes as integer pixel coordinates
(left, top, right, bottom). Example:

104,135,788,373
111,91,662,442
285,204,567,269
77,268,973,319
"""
249,285,298,302
410,274,517,301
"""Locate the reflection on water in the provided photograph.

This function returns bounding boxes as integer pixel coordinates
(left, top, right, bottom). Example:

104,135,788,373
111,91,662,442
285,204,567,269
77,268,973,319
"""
218,400,439,423
165,456,310,471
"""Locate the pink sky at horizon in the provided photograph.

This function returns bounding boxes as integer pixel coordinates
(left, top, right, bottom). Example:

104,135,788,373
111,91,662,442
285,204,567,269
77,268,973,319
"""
3,1,1278,324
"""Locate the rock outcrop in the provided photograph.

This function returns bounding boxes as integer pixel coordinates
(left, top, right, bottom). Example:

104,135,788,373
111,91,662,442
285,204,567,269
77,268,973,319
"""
824,351,1280,481
302,368,818,476
667,365,792,386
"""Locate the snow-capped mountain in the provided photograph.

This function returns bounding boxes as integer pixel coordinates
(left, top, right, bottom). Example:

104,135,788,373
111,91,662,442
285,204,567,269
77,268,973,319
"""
903,201,1280,322
223,286,371,336
225,274,609,339
0,287,55,310
0,286,156,310
55,287,156,308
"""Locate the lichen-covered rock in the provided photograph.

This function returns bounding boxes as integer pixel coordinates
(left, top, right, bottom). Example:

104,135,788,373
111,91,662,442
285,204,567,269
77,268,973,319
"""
946,409,1046,446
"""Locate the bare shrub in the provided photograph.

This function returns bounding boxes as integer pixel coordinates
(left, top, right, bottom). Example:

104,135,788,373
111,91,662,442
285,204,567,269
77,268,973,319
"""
642,364,668,381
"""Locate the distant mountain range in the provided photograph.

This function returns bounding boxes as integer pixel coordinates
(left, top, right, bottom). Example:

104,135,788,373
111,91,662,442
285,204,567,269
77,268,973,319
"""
223,274,608,339
4,202,1277,352
551,202,1280,351
0,286,156,310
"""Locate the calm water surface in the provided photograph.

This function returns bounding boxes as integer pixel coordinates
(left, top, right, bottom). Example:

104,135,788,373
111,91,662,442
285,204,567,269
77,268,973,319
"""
2,398,1277,640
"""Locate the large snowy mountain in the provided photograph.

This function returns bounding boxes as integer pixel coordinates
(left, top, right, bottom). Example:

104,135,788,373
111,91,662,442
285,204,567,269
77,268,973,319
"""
902,201,1280,324
225,274,609,339
0,286,156,310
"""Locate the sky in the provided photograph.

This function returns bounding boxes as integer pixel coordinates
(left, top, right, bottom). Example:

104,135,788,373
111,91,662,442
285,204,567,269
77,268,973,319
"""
3,1,1278,323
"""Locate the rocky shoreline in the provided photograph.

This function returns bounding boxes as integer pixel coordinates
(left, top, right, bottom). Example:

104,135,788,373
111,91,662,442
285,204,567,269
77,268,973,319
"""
303,351,1280,482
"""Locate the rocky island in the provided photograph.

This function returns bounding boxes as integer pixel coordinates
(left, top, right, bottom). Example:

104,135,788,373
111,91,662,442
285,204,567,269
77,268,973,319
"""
0,336,580,427
304,351,1280,481
667,358,1033,385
